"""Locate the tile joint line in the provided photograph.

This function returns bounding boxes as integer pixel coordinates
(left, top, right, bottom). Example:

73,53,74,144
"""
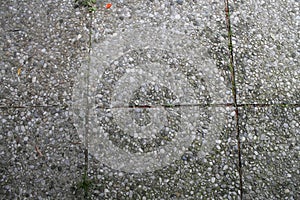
0,103,299,109
83,11,94,198
224,0,243,199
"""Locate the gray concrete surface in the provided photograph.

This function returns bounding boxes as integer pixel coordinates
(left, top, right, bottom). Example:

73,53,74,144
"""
231,0,299,104
0,0,299,199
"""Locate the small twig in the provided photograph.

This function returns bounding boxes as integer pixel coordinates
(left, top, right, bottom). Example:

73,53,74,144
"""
70,141,82,145
35,145,43,157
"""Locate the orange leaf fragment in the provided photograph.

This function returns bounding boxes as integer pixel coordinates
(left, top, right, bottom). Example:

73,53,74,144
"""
106,3,112,9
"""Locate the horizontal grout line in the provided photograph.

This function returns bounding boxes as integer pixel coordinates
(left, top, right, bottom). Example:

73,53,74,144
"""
0,104,61,109
237,103,300,107
0,103,299,110
95,103,233,109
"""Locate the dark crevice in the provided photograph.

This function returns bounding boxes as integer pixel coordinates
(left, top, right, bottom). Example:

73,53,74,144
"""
237,103,300,108
0,104,62,109
224,0,243,199
82,12,94,199
1,103,299,110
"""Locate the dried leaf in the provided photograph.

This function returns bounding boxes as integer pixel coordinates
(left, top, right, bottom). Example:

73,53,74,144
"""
106,3,112,9
17,67,22,76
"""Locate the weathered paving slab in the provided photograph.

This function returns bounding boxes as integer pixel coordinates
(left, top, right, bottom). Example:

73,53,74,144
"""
239,106,299,199
230,0,299,104
76,0,240,199
84,107,240,199
0,107,84,199
0,0,90,107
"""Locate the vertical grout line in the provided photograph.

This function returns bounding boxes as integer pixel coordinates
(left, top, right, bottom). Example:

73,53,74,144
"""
83,11,93,198
224,0,243,199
